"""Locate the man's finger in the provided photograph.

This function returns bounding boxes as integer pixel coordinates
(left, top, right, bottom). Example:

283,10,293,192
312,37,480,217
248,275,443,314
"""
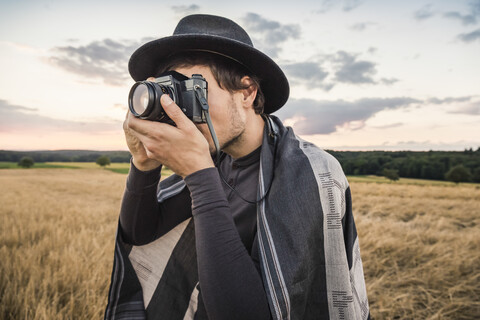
160,94,192,129
127,114,174,137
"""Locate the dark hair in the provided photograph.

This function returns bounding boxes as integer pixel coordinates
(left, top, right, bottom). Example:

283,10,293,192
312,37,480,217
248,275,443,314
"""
156,51,265,114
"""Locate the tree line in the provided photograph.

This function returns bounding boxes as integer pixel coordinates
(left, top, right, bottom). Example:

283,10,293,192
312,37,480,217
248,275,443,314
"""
327,148,480,183
0,150,132,163
2,148,479,182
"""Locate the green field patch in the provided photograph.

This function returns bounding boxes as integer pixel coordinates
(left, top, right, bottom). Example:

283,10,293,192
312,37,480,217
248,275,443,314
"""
0,161,129,170
47,162,131,169
106,168,130,174
107,167,173,176
347,175,476,187
0,162,19,169
0,161,176,177
0,162,79,169
36,163,79,169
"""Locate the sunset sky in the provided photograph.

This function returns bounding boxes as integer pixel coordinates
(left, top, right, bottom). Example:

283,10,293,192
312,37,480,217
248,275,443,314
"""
0,0,479,151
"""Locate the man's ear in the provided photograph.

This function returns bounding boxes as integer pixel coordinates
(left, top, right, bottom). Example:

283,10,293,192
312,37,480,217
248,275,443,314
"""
240,76,257,109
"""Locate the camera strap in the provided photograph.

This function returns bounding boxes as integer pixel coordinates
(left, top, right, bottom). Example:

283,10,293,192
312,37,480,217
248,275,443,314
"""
193,86,278,205
193,86,221,164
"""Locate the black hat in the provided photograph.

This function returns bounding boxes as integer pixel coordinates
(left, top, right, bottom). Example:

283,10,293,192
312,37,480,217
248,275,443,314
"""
128,14,289,114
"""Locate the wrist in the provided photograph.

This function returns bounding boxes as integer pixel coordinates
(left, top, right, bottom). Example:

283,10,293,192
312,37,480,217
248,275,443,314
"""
181,158,215,178
132,157,161,172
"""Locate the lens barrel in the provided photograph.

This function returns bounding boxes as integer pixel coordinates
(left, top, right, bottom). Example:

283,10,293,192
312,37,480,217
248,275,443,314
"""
130,83,151,116
128,81,173,121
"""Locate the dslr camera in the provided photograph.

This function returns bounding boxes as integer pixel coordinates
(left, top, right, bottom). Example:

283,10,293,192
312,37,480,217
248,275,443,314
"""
128,71,208,124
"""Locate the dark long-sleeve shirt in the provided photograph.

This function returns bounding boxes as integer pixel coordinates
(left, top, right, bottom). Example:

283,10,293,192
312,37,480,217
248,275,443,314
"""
119,147,271,319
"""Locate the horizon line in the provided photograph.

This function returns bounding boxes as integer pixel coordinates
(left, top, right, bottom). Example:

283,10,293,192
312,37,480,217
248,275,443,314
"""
1,147,479,153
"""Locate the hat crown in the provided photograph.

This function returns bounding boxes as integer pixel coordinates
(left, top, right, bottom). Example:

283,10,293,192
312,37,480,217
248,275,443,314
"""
173,14,253,47
129,14,289,113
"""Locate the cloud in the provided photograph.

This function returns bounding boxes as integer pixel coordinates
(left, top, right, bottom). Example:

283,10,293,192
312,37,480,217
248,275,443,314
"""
241,13,300,58
48,38,154,86
171,4,200,16
0,99,120,133
414,4,435,21
273,97,420,134
315,0,363,13
447,101,480,115
6,103,38,112
427,96,473,104
443,0,480,25
380,78,399,85
457,28,480,42
429,1,480,42
372,122,403,129
281,62,331,90
315,0,335,13
343,0,363,12
444,11,477,25
425,96,480,115
473,0,480,13
415,1,480,41
350,22,376,31
472,0,480,18
282,50,396,91
333,51,377,84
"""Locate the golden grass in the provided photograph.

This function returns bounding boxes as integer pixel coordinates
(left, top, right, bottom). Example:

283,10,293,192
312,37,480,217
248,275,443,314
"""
352,182,480,319
0,169,124,319
0,168,479,319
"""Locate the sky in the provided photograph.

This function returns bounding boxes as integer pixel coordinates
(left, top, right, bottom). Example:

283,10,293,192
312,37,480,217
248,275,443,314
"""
0,0,479,151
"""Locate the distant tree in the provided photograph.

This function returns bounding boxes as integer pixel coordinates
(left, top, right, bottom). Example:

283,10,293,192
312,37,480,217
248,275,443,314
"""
445,165,471,184
18,156,34,168
382,168,399,181
96,155,111,168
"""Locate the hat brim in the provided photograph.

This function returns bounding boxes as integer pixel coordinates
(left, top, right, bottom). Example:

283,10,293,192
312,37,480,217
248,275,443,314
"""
128,34,289,114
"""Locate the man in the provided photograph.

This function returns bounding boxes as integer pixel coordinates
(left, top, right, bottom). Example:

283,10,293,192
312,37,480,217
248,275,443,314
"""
105,14,369,320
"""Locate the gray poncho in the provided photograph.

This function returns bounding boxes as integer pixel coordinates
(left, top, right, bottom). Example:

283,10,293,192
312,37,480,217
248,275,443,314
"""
105,115,370,319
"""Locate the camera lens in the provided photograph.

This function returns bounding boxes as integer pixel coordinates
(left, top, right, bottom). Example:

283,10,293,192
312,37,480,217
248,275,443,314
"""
129,82,154,117
128,80,174,122
131,83,150,116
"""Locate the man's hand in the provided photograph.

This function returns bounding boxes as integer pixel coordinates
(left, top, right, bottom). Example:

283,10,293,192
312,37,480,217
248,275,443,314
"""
123,111,162,171
124,93,214,178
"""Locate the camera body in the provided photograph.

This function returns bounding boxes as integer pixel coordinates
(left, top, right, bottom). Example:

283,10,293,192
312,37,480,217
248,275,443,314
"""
128,71,208,124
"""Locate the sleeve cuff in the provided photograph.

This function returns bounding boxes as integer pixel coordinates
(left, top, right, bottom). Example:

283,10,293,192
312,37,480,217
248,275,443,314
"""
126,160,162,192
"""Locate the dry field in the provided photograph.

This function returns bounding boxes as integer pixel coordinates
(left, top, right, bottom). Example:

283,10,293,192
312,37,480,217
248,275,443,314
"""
351,181,480,319
0,168,479,319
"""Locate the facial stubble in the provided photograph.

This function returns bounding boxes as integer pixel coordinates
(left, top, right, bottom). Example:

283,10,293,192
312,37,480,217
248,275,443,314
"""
198,95,246,157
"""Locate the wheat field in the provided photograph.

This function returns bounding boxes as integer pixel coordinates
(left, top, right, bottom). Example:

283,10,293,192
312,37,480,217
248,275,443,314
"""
0,168,479,319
